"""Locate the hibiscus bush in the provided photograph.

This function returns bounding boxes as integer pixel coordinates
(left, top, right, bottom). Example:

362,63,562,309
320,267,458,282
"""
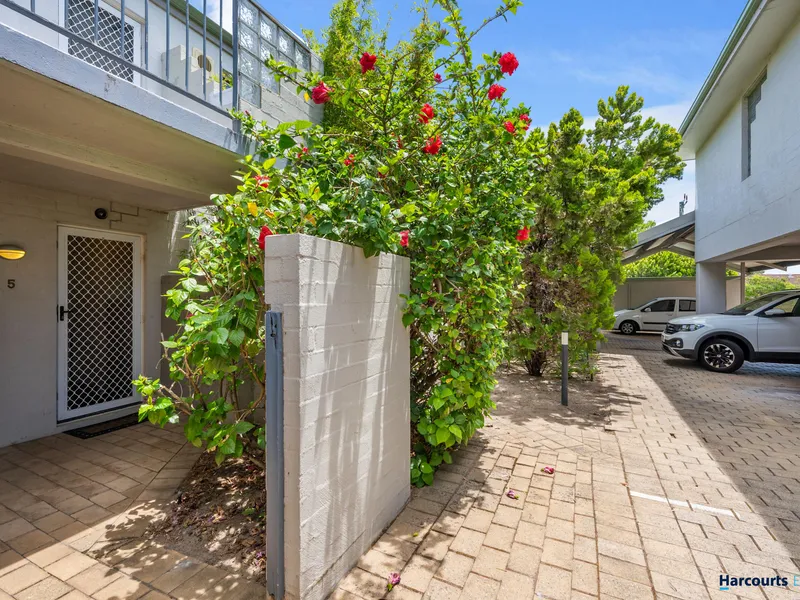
135,0,538,484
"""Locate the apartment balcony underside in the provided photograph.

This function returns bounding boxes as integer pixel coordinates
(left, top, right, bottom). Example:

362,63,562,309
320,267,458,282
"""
0,24,245,211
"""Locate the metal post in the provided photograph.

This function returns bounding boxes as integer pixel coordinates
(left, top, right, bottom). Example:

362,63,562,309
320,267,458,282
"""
218,0,223,106
165,0,170,80
202,0,207,101
93,0,99,43
144,0,148,70
265,311,285,600
184,0,190,91
740,262,746,304
561,331,568,406
120,0,125,59
231,0,239,110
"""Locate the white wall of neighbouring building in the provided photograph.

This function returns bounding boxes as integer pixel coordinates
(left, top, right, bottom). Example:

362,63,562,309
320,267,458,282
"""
694,16,800,263
264,234,410,600
0,179,186,446
614,277,742,311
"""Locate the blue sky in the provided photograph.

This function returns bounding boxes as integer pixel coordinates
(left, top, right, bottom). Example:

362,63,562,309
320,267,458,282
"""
261,0,747,225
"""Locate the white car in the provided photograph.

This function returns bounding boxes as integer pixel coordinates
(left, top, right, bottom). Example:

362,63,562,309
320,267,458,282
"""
613,297,697,335
661,291,800,373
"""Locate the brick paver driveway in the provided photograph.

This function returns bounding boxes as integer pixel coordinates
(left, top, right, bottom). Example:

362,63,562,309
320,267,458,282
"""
332,333,800,600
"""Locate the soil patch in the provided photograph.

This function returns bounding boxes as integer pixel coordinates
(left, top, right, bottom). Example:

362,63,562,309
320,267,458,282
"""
146,452,266,584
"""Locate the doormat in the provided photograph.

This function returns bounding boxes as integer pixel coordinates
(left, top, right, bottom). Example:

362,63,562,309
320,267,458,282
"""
64,414,141,439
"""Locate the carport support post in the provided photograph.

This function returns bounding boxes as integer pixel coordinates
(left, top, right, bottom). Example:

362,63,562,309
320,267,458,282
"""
561,331,568,406
740,262,746,304
265,311,284,600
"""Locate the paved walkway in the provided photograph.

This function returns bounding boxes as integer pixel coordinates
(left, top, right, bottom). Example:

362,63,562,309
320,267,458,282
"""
0,423,263,600
332,334,800,600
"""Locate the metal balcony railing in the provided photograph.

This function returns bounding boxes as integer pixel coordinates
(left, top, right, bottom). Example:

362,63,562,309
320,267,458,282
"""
0,0,315,119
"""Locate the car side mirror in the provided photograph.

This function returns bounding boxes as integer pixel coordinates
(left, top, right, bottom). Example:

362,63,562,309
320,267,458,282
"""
764,308,786,317
642,307,651,313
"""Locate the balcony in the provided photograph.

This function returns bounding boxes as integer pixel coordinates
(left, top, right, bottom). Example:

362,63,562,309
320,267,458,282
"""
0,0,321,210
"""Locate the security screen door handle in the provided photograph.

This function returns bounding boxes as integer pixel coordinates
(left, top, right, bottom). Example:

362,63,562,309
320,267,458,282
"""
59,305,71,321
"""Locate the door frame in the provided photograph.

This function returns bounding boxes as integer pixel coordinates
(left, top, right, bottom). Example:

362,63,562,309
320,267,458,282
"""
57,225,144,422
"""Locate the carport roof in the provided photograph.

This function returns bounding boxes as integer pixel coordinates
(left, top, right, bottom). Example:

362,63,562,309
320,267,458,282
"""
623,211,798,273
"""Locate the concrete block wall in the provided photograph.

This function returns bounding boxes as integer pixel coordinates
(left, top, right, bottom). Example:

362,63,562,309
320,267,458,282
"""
264,234,410,600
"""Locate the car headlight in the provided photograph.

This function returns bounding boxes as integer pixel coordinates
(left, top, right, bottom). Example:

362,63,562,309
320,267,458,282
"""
676,324,704,332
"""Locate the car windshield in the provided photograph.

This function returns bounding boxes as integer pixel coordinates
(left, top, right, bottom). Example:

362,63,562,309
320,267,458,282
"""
724,292,793,315
631,300,657,310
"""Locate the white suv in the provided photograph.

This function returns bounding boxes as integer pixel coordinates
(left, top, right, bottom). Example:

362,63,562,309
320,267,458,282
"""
613,297,696,335
661,291,800,373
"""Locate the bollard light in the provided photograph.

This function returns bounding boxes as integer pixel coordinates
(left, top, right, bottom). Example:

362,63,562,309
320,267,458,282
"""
561,331,568,406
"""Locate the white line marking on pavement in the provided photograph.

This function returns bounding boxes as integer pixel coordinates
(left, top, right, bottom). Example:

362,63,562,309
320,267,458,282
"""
630,490,734,517
690,502,735,517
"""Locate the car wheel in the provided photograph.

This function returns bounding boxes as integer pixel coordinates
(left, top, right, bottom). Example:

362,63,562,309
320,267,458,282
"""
619,321,637,335
699,339,744,373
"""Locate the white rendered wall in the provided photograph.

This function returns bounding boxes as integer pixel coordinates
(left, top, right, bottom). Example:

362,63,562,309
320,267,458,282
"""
614,276,741,311
0,179,186,445
264,234,410,600
694,16,800,262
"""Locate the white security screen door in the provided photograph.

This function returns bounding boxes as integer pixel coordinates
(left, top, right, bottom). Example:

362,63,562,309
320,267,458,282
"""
57,226,142,421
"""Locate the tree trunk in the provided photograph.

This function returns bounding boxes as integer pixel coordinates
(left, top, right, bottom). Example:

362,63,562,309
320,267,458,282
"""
525,350,547,377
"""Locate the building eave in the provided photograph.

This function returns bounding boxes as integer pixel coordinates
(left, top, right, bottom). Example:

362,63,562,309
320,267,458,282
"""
679,0,763,138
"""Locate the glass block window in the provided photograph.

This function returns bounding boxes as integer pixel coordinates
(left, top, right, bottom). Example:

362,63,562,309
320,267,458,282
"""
295,46,310,71
240,76,261,106
278,29,293,59
238,1,257,29
260,15,277,45
261,64,279,94
239,24,258,54
239,50,258,80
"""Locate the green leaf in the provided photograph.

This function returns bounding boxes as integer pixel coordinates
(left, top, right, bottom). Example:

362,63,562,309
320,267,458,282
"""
435,427,450,445
419,462,433,474
208,327,229,345
293,120,313,132
229,329,245,347
278,134,296,150
234,421,254,434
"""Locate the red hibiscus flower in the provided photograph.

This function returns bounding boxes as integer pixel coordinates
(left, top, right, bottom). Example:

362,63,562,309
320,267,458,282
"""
488,84,506,101
360,52,377,74
419,103,435,124
516,227,530,242
434,73,443,84
400,230,410,248
498,52,519,76
503,121,516,134
297,146,309,159
343,153,355,167
311,82,331,104
519,113,531,130
255,175,270,189
423,136,442,155
258,225,273,249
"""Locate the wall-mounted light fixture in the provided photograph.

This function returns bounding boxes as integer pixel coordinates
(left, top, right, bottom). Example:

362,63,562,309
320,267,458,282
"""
0,245,25,260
